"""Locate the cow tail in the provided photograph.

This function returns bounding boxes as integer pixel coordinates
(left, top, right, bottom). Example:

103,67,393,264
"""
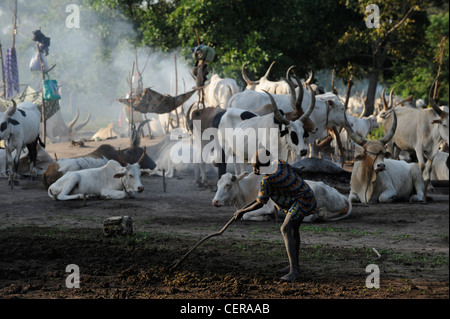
38,135,46,149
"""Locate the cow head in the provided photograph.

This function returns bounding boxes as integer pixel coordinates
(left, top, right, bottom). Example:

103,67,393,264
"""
263,82,316,157
241,62,275,90
116,147,149,196
212,171,248,207
344,110,397,173
429,80,449,145
0,100,20,140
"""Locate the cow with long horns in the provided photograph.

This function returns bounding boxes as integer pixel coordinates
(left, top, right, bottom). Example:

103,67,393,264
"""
377,83,449,188
345,111,425,203
215,83,316,176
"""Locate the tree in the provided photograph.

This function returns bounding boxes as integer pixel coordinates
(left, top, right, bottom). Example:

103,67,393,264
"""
337,0,429,116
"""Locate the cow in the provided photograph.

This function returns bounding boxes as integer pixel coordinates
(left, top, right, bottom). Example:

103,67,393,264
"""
334,113,379,159
215,84,316,176
424,151,449,181
212,171,352,222
377,84,449,189
185,104,226,185
42,144,155,188
241,61,296,94
48,149,148,201
203,74,241,108
45,108,91,143
228,77,346,158
0,100,43,189
344,111,425,203
91,123,118,141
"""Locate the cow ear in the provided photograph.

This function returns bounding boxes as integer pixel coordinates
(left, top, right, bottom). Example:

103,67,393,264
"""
8,118,20,125
355,154,365,161
236,171,248,181
384,152,392,158
140,170,149,176
113,173,125,178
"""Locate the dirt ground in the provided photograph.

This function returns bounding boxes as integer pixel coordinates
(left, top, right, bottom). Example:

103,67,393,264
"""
0,137,448,302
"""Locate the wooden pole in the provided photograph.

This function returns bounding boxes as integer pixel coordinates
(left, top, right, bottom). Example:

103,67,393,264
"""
0,41,6,97
174,54,179,127
36,42,46,143
12,0,17,49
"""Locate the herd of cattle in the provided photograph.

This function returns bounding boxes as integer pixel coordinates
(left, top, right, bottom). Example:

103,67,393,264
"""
0,62,448,223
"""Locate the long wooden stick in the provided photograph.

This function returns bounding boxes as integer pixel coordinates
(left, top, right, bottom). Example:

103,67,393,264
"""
170,216,236,270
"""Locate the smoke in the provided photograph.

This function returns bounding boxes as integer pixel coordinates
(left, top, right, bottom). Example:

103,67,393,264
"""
0,0,196,131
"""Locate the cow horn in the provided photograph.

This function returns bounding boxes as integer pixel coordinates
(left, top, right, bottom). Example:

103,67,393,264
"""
292,75,304,114
7,100,17,116
381,87,390,111
300,83,316,123
429,78,443,116
394,95,413,107
343,113,367,147
263,61,275,78
283,77,297,112
138,146,147,166
74,111,91,132
117,148,128,167
68,108,80,130
379,111,397,145
286,65,296,81
241,62,259,85
263,90,290,126
132,119,151,147
305,69,314,84
388,86,396,109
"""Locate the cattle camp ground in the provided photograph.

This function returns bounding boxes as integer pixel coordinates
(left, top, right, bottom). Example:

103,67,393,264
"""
0,0,448,308
0,135,448,301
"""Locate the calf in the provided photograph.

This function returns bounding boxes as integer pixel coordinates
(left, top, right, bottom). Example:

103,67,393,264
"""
212,171,351,222
48,150,147,201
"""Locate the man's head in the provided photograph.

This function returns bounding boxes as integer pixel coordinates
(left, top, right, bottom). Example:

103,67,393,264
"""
251,148,275,175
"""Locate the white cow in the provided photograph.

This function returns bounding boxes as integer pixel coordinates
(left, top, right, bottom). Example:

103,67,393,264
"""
344,111,425,203
241,61,295,94
424,151,449,181
334,113,379,157
45,108,91,143
377,86,449,189
215,87,316,175
203,74,240,108
228,77,346,157
48,151,148,201
212,171,352,222
0,101,42,188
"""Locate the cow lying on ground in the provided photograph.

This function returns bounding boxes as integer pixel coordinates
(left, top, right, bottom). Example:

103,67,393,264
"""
344,111,425,203
48,150,147,201
212,171,351,222
42,144,155,188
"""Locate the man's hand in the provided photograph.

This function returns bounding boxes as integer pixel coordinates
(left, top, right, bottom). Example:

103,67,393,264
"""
234,210,245,220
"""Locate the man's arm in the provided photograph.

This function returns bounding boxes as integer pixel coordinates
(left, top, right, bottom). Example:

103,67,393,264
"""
234,200,264,220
